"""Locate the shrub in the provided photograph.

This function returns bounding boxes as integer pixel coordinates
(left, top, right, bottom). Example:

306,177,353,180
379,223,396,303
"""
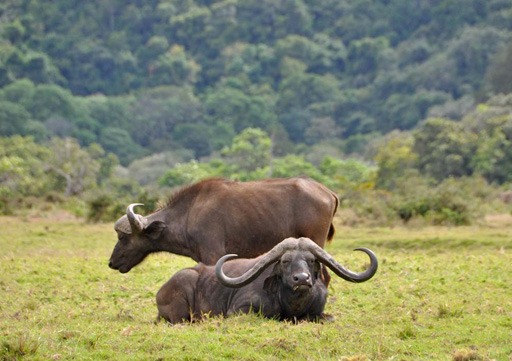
86,193,114,223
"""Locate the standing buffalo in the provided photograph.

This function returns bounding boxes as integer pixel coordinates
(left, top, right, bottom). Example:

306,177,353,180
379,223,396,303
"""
109,177,338,273
156,237,378,323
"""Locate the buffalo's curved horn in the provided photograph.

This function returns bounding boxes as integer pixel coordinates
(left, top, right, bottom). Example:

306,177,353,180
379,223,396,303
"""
216,237,301,288
305,239,378,283
126,203,146,233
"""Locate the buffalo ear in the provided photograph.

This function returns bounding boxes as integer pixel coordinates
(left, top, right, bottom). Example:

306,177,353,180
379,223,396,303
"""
317,264,331,286
313,261,322,279
143,221,167,240
263,262,281,294
263,275,279,294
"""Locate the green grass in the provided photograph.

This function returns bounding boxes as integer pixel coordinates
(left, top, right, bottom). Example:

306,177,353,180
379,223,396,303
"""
1,216,511,360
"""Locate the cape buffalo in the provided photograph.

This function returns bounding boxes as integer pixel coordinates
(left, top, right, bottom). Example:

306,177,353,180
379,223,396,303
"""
156,237,378,323
109,177,338,273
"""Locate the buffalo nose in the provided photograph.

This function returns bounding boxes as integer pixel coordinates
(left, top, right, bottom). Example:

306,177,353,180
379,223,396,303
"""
293,272,310,284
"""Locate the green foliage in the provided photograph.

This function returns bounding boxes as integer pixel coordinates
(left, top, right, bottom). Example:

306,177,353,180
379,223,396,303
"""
373,131,417,189
0,0,510,173
413,118,477,181
0,136,51,212
0,78,36,107
319,156,376,191
0,135,124,215
147,45,200,87
221,127,271,176
86,184,159,223
129,86,202,154
126,150,194,186
204,80,277,134
485,43,512,95
1,0,512,218
159,159,230,188
347,36,390,78
46,138,102,196
99,127,144,166
0,100,32,136
271,154,326,182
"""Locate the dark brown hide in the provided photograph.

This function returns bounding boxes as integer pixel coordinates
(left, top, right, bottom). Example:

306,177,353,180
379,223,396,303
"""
109,178,338,273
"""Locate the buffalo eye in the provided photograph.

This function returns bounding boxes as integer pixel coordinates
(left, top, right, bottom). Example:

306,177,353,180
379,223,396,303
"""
304,255,315,265
118,234,129,244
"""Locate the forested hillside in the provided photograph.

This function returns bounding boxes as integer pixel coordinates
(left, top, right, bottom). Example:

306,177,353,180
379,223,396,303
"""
1,0,512,224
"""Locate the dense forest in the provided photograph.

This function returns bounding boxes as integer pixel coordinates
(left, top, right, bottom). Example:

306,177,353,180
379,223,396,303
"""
1,0,512,225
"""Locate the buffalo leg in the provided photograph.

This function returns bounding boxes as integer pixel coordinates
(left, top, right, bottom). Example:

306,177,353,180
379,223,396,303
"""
156,268,199,324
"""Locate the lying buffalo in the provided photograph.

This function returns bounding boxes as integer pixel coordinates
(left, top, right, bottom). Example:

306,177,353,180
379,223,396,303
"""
156,237,378,323
109,177,338,273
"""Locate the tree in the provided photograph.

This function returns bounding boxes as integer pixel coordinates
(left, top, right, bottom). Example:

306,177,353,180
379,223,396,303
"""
274,34,345,74
235,0,312,43
0,79,36,110
84,94,133,130
46,137,101,196
23,51,65,85
0,136,51,199
472,129,512,184
173,123,213,159
221,128,272,178
382,94,422,131
465,96,512,184
485,43,512,95
347,37,390,78
138,35,169,65
271,154,327,183
204,81,276,133
277,72,340,113
0,100,32,136
130,86,202,151
147,45,200,87
99,127,144,166
28,84,77,121
373,131,417,189
170,6,212,49
220,43,278,84
319,156,375,191
128,150,194,186
445,26,509,94
304,117,341,145
413,118,477,181
3,19,26,44
159,159,229,188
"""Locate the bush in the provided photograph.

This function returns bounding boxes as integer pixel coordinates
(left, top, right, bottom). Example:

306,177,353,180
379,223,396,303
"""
86,185,161,223
331,174,502,227
338,189,397,226
86,193,116,223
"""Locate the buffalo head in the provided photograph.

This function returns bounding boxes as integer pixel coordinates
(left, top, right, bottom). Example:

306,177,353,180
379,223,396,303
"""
216,237,378,290
109,204,167,273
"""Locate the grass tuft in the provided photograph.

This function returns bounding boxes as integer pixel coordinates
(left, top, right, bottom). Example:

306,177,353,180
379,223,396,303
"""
437,303,464,319
452,348,486,361
397,324,417,340
1,333,40,360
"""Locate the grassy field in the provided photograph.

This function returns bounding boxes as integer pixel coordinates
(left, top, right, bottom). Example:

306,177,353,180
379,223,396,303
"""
1,214,511,361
